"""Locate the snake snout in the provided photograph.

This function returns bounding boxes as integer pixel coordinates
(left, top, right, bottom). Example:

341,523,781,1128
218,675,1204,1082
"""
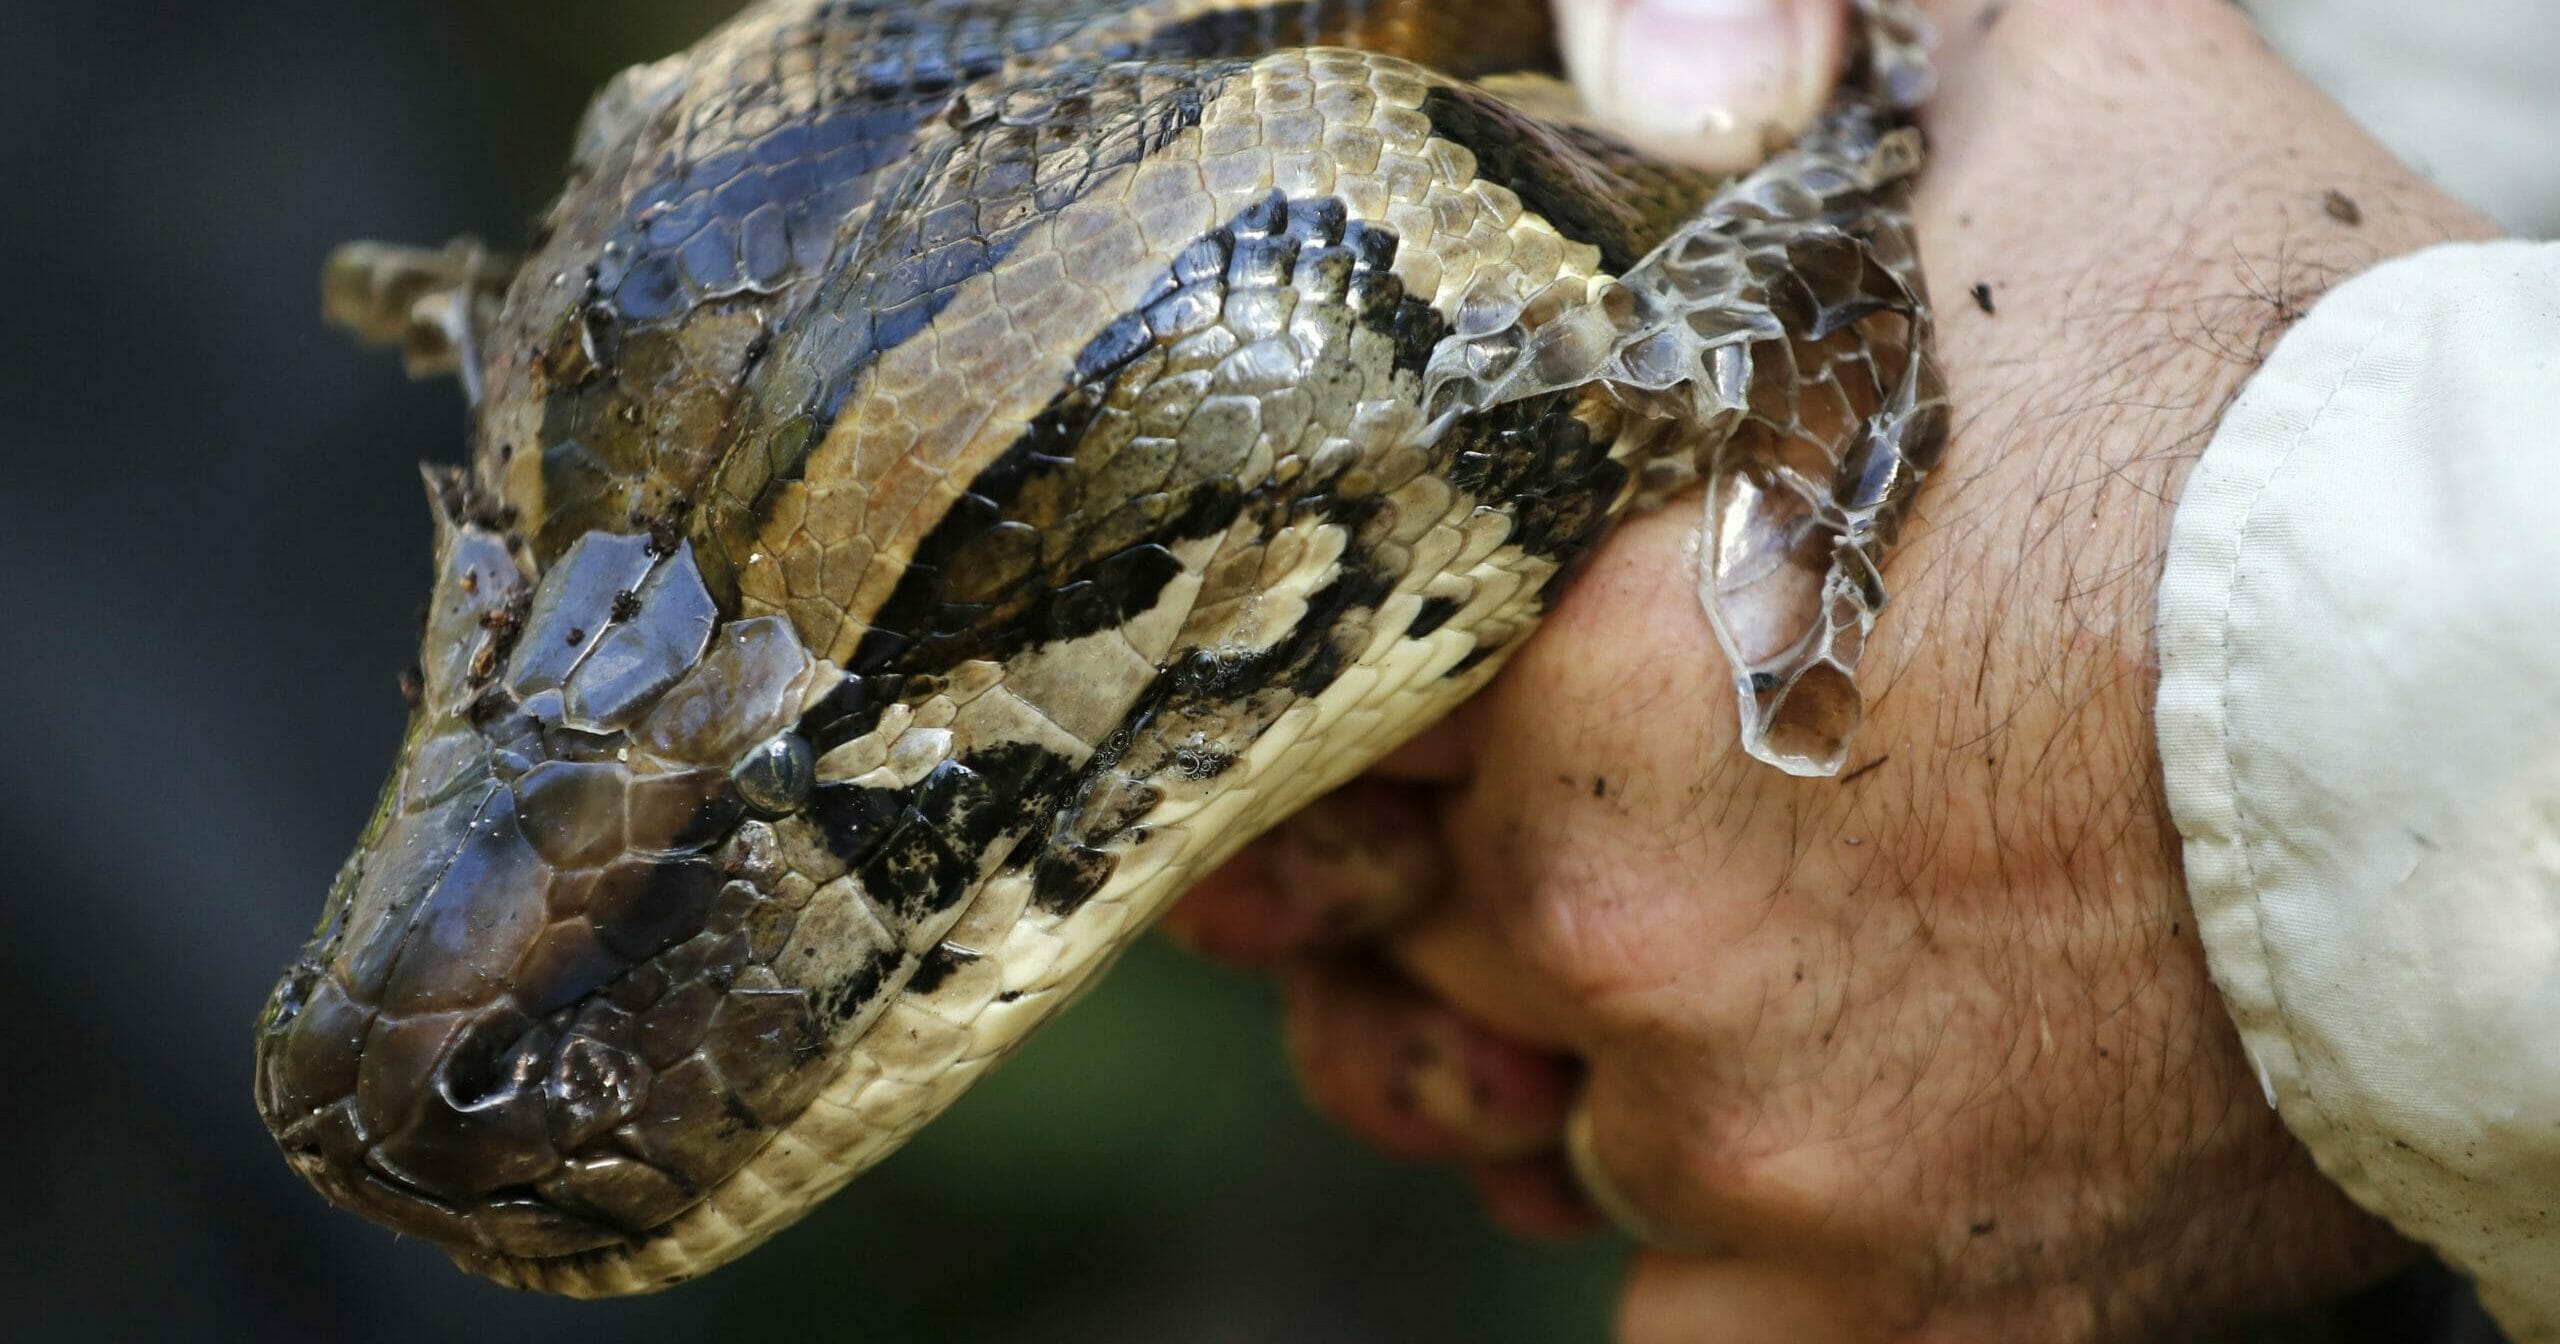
255,773,834,1262
251,780,710,1258
256,976,639,1258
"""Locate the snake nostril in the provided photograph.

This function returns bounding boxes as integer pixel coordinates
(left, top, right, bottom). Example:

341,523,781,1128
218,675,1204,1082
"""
363,1010,562,1199
437,1014,553,1113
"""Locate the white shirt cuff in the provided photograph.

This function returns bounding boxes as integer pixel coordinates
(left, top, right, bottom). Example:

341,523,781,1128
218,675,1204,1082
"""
2157,238,2560,1340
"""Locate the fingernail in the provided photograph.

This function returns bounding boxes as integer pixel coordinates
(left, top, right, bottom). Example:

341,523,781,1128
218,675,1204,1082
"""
1558,0,1841,169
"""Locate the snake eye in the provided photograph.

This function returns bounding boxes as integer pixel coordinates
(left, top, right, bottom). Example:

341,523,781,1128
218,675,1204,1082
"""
731,732,814,813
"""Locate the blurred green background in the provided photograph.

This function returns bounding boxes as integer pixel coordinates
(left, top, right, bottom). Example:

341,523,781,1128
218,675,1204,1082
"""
0,2,1623,1339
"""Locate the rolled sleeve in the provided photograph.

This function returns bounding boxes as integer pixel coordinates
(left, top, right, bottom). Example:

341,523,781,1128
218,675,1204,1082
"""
2157,240,2560,1340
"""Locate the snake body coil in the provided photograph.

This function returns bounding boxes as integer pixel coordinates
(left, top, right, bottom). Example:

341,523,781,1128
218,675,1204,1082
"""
257,0,1942,1295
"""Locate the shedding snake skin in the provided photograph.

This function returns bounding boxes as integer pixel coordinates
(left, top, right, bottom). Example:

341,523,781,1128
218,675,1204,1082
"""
257,0,1944,1296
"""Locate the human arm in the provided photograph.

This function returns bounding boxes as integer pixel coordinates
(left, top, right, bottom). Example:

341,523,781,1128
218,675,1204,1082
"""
1170,1,2540,1338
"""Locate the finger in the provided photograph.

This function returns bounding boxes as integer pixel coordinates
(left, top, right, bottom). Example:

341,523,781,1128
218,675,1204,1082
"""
1553,0,1851,170
1281,958,1577,1163
1467,1155,1607,1240
1388,897,1583,1051
1163,779,1443,965
1564,1061,1762,1259
1160,836,1300,963
1617,1253,1868,1344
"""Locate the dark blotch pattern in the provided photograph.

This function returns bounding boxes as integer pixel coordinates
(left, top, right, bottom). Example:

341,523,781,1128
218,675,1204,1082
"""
491,1,1148,562
697,50,1238,602
801,671,910,753
1406,593,1461,637
817,945,904,1025
1442,393,1626,583
808,740,1078,928
848,192,1414,678
971,184,1641,915
904,942,982,996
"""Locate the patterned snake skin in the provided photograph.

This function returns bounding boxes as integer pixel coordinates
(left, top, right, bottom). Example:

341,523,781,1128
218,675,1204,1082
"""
257,0,1944,1296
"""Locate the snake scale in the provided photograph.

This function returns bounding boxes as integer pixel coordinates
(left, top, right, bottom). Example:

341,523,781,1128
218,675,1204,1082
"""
255,0,1944,1296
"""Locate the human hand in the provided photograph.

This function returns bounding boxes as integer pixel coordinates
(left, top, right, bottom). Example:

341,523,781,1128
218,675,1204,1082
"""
1170,1,2500,1339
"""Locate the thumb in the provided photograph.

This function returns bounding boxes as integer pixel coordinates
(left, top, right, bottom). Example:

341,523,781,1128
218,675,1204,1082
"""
1553,0,1851,170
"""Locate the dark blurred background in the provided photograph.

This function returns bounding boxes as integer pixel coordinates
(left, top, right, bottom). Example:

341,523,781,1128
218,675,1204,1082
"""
0,2,1622,1340
5,2,2554,1342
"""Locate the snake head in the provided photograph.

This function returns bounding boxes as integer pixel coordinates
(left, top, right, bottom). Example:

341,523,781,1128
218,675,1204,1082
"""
253,495,840,1263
